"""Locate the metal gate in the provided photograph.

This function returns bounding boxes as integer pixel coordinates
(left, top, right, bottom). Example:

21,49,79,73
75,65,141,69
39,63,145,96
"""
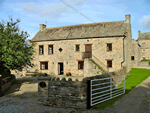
91,76,125,106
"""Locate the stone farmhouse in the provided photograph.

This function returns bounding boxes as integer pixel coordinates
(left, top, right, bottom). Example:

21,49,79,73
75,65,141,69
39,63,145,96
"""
20,14,134,77
137,31,150,60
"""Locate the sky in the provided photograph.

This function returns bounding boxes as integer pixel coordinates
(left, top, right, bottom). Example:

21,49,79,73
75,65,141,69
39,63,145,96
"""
0,0,150,41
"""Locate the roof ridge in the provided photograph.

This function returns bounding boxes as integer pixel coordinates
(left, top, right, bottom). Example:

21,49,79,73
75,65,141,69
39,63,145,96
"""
141,32,150,34
44,20,125,31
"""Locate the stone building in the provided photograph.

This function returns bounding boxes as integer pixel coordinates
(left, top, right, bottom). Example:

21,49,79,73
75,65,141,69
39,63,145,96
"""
137,31,150,60
130,39,141,68
23,14,132,77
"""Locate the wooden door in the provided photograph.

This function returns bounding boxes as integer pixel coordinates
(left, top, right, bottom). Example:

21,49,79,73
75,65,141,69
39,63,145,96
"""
85,44,92,58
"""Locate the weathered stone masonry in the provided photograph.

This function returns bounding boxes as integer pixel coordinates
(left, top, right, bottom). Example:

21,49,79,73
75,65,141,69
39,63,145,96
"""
38,72,126,109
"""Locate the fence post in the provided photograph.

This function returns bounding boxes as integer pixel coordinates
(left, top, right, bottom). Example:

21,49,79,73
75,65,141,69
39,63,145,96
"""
110,77,112,98
124,76,125,94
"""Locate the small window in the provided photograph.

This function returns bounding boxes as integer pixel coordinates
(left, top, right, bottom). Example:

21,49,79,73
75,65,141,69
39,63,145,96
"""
76,45,80,52
142,49,146,52
142,42,145,45
48,45,53,54
142,57,146,60
78,61,84,69
107,43,112,51
59,48,63,52
40,62,48,70
131,56,134,60
107,60,112,68
39,45,44,55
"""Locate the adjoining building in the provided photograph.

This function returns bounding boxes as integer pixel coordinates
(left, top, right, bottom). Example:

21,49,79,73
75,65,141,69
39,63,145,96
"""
137,31,150,60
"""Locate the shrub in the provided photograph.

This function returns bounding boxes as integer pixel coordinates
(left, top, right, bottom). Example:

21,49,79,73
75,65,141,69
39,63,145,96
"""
66,72,72,77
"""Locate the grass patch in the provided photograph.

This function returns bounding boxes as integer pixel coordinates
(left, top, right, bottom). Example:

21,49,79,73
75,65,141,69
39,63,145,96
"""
91,68,150,110
141,59,150,62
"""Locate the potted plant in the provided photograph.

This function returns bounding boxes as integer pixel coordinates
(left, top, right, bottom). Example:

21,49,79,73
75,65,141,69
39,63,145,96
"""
66,72,72,77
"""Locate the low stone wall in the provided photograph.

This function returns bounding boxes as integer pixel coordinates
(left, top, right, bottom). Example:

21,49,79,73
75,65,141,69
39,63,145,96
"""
138,62,150,67
37,73,126,110
109,66,127,87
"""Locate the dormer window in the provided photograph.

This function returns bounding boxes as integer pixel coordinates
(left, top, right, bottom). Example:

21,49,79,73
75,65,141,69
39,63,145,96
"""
39,45,44,55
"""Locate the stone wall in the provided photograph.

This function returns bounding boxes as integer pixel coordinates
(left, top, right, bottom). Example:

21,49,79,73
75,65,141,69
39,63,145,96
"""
138,62,150,67
30,36,124,77
84,58,103,77
37,73,126,110
130,39,140,68
110,66,127,87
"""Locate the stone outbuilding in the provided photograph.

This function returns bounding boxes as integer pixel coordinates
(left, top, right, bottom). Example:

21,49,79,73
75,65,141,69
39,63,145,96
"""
13,14,134,77
137,31,150,60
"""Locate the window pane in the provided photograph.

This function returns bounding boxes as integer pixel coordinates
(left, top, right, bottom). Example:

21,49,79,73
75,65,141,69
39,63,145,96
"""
78,61,84,69
107,61,112,67
40,62,48,70
107,44,112,51
39,45,43,54
76,45,79,51
48,45,53,54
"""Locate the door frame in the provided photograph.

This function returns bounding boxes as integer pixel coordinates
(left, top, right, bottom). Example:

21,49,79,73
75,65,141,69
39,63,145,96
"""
58,62,63,75
84,44,92,58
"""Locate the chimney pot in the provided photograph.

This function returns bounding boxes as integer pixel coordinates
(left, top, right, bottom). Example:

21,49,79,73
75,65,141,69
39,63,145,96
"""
125,14,131,23
138,30,141,34
40,24,46,31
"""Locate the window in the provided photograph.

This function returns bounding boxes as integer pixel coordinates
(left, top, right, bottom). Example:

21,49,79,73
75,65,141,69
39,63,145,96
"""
40,62,48,70
142,49,146,52
131,56,134,60
39,45,44,55
142,42,145,45
107,60,112,68
48,45,53,54
59,48,63,52
76,45,80,52
78,61,84,69
107,43,112,51
142,57,146,60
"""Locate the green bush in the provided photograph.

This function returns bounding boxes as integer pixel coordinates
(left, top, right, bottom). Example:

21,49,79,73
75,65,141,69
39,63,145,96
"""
141,59,150,62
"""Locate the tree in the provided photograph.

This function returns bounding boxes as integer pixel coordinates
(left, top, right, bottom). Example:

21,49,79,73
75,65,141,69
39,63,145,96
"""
0,17,35,78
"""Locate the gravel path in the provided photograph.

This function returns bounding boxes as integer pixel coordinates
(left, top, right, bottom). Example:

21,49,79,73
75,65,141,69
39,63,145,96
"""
0,76,150,113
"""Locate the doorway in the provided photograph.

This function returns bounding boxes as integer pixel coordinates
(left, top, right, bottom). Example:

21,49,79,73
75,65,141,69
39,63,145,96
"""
85,44,92,58
58,63,63,75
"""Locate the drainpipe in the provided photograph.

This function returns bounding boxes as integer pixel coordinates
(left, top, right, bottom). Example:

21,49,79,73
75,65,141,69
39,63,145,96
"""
121,36,126,67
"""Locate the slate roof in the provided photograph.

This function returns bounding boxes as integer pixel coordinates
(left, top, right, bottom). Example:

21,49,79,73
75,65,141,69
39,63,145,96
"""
138,32,150,40
31,20,127,42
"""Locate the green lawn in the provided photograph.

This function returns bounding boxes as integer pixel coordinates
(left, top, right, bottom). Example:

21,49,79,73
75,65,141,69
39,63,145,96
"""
141,59,150,62
91,68,150,110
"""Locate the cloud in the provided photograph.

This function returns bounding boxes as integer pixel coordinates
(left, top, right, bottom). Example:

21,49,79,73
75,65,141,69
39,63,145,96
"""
22,0,85,20
137,15,150,30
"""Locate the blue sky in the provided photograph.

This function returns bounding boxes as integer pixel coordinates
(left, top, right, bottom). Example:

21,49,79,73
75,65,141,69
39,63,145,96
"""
0,0,150,41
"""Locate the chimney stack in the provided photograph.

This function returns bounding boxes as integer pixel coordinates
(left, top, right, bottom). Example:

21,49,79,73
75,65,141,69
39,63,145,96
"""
138,30,141,40
138,30,141,34
125,14,131,23
40,24,46,31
